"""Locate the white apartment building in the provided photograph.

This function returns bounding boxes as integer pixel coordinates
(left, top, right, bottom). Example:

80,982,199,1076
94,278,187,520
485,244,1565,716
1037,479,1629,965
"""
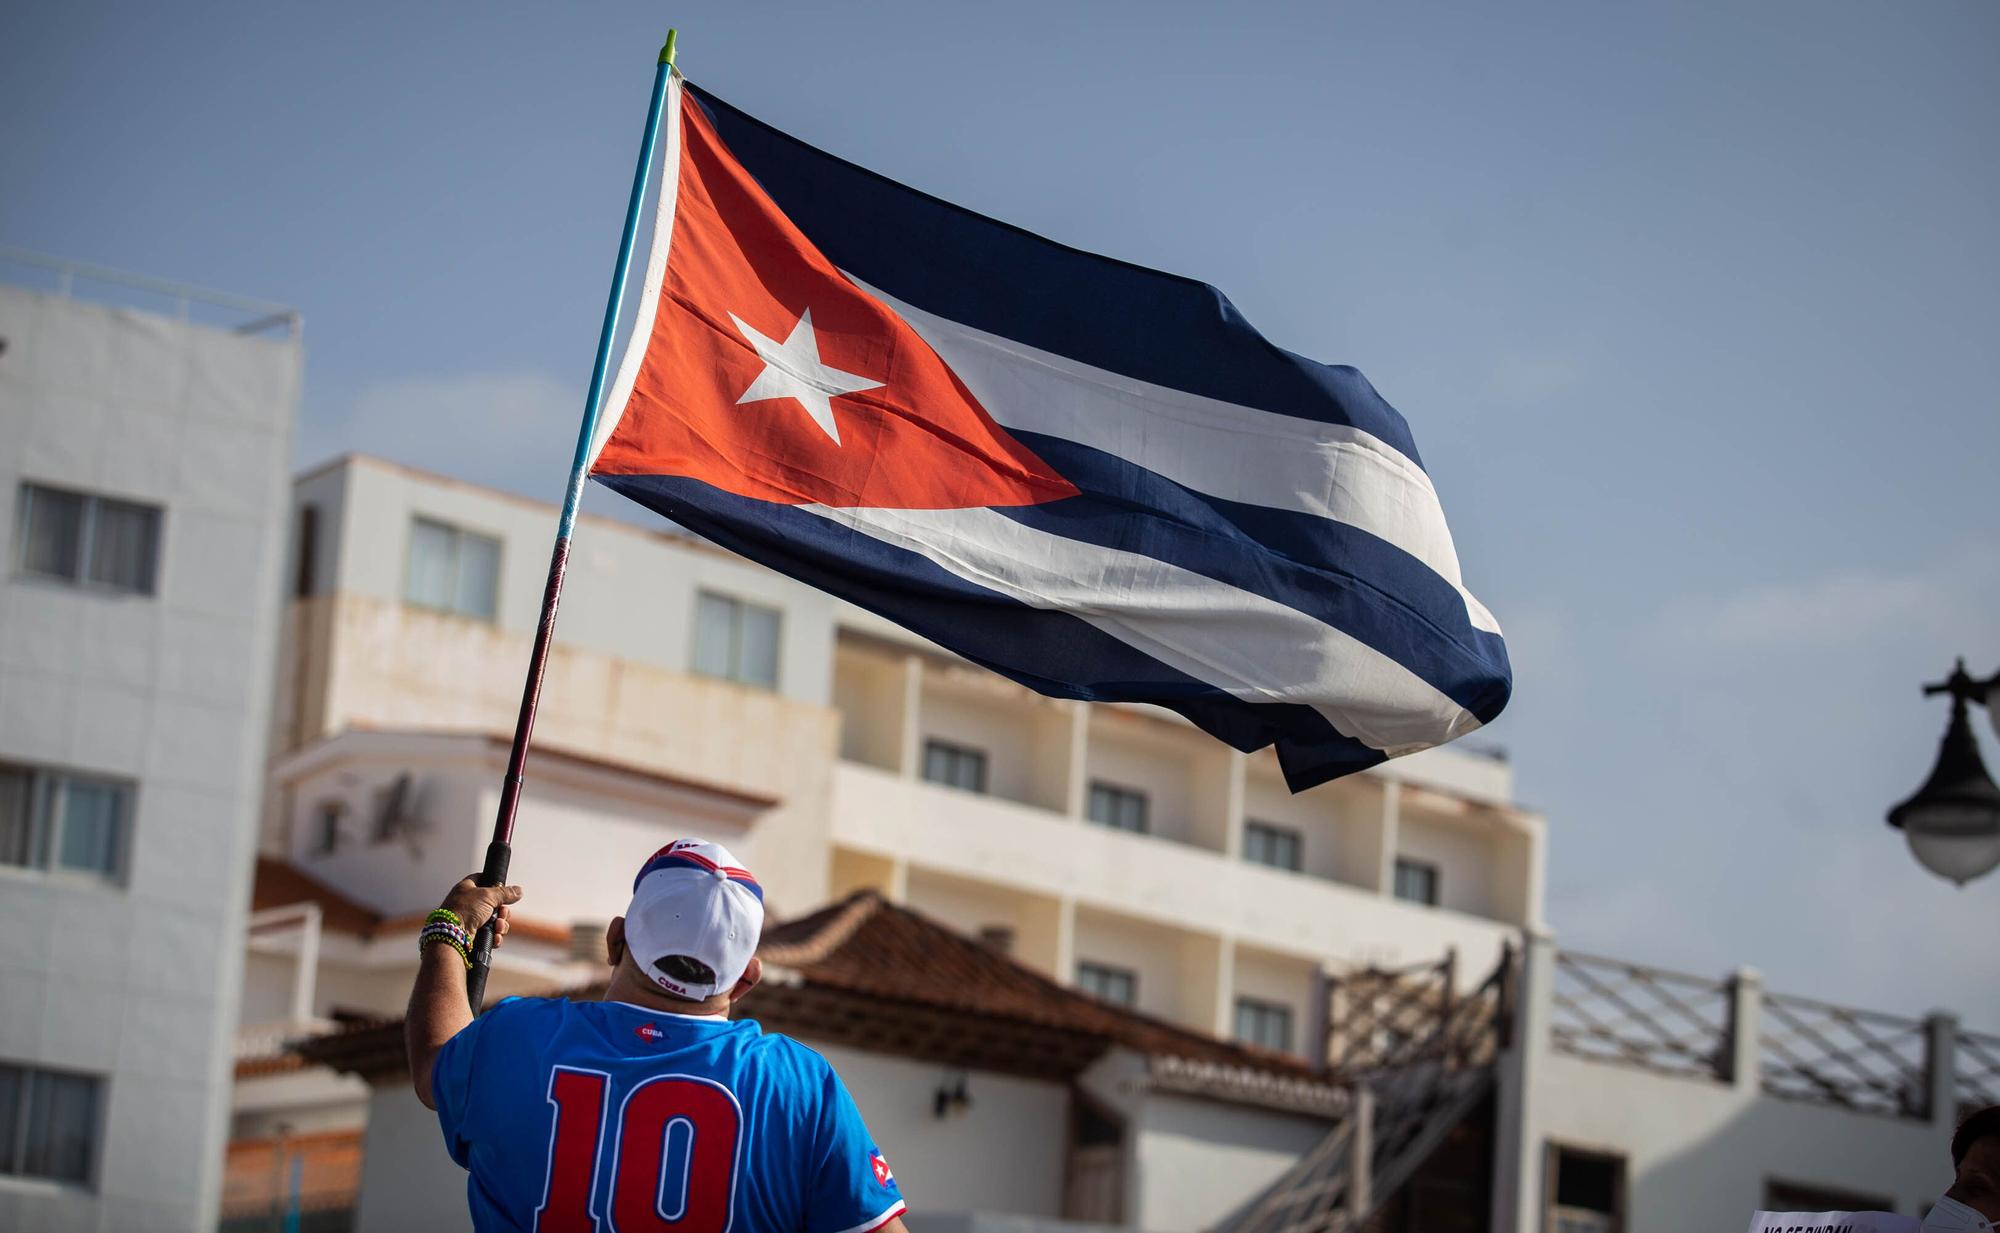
0,263,301,1231
235,454,1991,1232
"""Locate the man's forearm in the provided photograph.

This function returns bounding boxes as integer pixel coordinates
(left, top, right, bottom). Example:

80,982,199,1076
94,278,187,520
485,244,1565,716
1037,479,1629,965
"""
404,876,522,1109
407,943,475,1110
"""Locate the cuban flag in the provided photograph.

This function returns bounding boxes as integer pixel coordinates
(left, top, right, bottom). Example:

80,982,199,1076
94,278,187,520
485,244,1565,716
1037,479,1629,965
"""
588,73,1510,791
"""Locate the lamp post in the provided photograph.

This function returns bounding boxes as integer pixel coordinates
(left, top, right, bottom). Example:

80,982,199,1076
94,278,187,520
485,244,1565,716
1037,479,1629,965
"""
1887,660,2000,886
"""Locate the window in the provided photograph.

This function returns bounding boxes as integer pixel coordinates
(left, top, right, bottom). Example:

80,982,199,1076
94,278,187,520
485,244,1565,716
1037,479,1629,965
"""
921,740,988,794
0,763,131,883
1394,858,1440,906
1244,820,1303,871
404,516,501,620
1764,1180,1893,1213
292,504,319,598
1076,962,1138,1007
15,482,161,595
0,1063,102,1186
1087,782,1148,834
310,801,346,856
691,591,781,689
1234,998,1295,1053
1546,1146,1623,1233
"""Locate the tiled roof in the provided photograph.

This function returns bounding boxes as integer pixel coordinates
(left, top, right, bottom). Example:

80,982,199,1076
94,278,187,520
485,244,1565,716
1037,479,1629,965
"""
251,857,382,936
760,892,1322,1077
295,892,1336,1109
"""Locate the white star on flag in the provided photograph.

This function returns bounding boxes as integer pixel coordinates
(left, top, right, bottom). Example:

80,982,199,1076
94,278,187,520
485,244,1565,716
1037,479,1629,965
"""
728,307,883,445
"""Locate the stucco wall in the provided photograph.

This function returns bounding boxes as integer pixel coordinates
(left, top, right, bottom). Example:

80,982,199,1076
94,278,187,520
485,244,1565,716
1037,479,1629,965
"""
1395,806,1499,919
814,1043,1070,1220
1536,1052,1951,1230
1130,1094,1332,1233
284,588,840,918
310,458,838,711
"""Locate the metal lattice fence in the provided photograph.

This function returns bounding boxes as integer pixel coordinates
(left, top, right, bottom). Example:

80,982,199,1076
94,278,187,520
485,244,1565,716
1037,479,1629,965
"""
1759,991,1930,1119
1956,1029,2000,1116
1548,951,1732,1081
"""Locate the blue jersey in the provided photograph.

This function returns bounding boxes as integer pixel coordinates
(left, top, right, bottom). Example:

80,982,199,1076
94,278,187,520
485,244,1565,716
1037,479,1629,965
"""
432,997,906,1233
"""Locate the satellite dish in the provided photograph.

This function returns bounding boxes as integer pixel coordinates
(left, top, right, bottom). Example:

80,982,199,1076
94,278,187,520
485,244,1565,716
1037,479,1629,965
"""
372,774,413,841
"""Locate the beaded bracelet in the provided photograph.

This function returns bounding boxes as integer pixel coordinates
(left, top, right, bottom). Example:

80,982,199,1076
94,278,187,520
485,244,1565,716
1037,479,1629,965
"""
420,920,472,968
426,907,465,930
421,929,470,969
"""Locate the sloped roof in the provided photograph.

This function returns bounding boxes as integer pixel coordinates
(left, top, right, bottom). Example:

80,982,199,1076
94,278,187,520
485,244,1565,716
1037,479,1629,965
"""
252,857,383,936
297,892,1338,1108
762,892,1317,1073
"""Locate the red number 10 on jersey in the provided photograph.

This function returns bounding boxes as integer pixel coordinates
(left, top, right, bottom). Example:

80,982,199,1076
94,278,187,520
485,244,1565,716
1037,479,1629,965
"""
536,1067,744,1232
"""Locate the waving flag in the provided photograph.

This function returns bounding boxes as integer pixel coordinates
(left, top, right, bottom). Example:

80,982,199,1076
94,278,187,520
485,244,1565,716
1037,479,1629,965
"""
587,73,1510,791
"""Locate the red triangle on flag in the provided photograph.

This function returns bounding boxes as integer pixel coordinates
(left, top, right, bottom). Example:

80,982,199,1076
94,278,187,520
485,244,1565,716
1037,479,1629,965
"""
593,93,1077,512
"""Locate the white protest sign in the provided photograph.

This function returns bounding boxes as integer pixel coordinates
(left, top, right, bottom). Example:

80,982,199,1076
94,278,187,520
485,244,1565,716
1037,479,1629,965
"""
1748,1213,1919,1233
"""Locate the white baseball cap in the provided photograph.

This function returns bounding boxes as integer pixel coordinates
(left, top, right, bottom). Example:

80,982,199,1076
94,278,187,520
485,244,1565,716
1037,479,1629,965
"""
623,838,765,1000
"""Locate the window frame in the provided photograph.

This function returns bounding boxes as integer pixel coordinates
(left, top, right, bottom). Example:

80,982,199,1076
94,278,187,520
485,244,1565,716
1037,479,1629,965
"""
1076,961,1139,1007
1393,857,1441,907
1762,1178,1894,1214
1243,820,1304,872
310,800,346,857
1233,996,1296,1053
0,762,133,886
920,739,989,794
0,1060,105,1189
689,589,784,690
1086,781,1150,834
402,515,503,623
14,481,162,597
1543,1143,1626,1233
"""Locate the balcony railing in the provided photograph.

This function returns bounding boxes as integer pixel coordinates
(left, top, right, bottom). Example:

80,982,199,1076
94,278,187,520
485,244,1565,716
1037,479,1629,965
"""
1760,990,1930,1120
0,246,300,338
1546,948,1962,1122
1549,951,1732,1082
1956,1029,2000,1116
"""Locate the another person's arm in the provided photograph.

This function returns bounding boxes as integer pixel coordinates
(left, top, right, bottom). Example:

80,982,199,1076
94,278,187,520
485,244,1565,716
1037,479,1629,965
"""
406,876,521,1110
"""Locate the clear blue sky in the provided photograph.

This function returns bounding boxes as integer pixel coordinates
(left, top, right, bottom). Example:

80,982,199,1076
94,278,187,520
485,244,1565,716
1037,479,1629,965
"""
6,1,1997,1021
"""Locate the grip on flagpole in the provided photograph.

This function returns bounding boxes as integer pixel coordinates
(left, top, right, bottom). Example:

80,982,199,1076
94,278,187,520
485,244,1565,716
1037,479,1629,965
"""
463,840,512,1013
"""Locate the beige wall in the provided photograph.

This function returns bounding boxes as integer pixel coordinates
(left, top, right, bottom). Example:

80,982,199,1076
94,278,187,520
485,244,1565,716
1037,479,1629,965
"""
1131,1094,1332,1233
1537,1051,1950,1230
295,457,839,709
815,1043,1070,1220
277,592,839,918
1231,944,1320,1059
1086,722,1200,847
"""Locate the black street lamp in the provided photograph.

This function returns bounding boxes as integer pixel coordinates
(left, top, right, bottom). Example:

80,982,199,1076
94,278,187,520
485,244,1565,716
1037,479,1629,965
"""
1888,661,2000,886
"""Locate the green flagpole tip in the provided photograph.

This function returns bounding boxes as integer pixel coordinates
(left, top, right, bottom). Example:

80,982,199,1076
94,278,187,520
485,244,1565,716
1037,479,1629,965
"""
659,29,678,68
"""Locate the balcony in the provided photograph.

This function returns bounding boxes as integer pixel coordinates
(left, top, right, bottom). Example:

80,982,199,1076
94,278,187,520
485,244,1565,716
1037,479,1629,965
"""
829,760,1523,983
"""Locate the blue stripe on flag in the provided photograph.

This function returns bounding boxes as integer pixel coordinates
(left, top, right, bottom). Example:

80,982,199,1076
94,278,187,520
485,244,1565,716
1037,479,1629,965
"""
685,83,1426,469
594,474,1391,789
997,432,1512,723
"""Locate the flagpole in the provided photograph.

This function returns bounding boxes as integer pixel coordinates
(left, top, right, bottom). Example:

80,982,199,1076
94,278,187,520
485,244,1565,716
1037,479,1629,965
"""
464,30,679,1013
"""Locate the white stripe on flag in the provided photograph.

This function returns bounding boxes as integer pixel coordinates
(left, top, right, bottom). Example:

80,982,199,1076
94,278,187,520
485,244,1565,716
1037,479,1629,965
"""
592,72,688,471
799,503,1480,755
849,277,1501,636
